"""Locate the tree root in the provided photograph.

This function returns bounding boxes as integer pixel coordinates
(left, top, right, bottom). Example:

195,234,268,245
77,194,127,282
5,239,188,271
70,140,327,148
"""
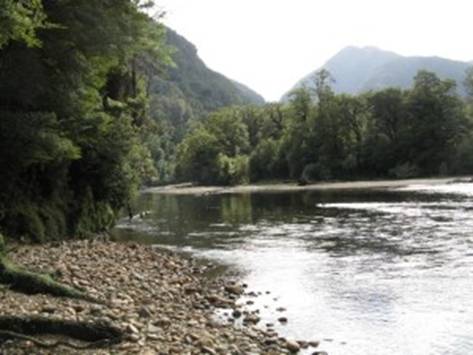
0,316,123,349
0,237,122,350
0,255,101,303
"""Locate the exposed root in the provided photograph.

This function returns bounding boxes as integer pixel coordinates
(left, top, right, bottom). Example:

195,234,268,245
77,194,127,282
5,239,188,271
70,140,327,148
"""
0,255,101,303
0,316,123,349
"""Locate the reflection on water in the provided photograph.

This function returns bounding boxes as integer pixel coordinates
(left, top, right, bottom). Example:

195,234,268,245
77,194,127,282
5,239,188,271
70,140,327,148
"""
113,183,473,355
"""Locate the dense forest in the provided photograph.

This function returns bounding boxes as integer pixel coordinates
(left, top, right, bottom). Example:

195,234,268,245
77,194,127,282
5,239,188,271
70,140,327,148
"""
145,27,264,182
0,0,171,242
1,0,473,241
175,69,473,185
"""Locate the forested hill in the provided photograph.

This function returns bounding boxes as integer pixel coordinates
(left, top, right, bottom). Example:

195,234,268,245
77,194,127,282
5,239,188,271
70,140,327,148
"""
283,46,471,99
149,28,264,136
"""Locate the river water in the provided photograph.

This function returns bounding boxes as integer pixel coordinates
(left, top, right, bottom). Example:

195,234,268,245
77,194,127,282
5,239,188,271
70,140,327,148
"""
113,182,473,355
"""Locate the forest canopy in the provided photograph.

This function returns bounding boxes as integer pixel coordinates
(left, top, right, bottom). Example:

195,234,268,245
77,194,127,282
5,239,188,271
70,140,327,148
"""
175,69,473,185
0,0,170,241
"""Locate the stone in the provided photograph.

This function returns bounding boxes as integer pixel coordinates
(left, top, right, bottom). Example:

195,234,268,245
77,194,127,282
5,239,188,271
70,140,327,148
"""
138,306,152,318
147,323,161,333
128,333,140,342
2,240,319,355
286,339,301,353
225,284,244,295
232,309,242,318
201,346,217,355
153,318,171,328
126,323,139,334
243,314,260,324
40,306,56,314
297,340,309,349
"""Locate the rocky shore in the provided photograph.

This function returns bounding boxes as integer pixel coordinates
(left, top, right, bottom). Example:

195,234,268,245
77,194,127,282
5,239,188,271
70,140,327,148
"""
0,240,324,354
143,177,462,196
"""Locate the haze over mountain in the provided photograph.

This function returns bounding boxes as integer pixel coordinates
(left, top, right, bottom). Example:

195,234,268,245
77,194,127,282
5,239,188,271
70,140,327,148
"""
149,28,264,126
283,46,472,100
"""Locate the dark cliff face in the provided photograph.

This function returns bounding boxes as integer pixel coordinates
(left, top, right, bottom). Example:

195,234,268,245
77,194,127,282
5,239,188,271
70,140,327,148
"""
282,46,471,100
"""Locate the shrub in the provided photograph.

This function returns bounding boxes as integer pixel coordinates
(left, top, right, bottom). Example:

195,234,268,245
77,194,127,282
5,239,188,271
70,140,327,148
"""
388,162,419,179
216,154,249,186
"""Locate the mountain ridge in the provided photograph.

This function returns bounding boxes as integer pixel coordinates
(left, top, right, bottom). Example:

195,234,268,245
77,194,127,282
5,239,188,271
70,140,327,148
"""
282,46,472,100
151,28,264,113
148,27,264,139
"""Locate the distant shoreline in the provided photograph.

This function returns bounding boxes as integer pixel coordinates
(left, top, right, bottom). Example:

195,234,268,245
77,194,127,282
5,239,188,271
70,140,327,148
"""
143,176,472,196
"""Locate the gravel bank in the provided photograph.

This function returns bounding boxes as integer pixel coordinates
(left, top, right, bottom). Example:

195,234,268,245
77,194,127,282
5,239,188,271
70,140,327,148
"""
0,240,322,354
143,177,466,196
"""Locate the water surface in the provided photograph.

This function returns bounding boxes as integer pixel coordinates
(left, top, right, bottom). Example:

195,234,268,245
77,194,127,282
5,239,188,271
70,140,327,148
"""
113,183,473,355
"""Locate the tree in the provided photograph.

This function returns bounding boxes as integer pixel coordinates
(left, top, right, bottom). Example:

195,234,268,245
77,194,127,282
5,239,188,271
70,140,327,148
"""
175,107,251,185
338,94,369,170
313,69,335,104
206,107,250,156
0,0,48,48
362,88,407,175
0,0,170,240
405,71,468,174
175,127,221,184
464,67,473,99
282,88,313,178
311,70,348,180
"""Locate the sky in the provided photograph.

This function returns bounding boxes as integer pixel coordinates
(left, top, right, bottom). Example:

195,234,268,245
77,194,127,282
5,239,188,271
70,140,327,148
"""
154,0,473,101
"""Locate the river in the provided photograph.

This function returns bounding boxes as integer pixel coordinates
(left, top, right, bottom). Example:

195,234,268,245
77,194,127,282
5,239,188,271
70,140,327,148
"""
113,181,473,355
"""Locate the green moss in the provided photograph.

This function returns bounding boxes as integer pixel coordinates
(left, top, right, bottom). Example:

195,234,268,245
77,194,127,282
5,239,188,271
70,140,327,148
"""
0,255,94,301
73,188,118,237
0,232,92,300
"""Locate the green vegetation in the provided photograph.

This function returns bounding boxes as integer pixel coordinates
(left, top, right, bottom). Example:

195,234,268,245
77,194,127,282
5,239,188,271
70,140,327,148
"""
0,0,48,48
145,28,264,182
0,0,171,241
1,1,472,231
176,69,473,185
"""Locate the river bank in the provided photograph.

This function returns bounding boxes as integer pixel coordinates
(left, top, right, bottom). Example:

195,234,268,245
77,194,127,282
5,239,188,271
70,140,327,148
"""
143,177,470,196
0,239,322,354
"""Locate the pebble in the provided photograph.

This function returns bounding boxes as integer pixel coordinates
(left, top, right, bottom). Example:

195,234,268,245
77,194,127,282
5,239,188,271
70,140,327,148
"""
286,339,301,352
0,240,318,354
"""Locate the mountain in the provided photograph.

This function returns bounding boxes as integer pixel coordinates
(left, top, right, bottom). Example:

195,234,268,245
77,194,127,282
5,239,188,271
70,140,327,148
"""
149,28,264,138
283,46,472,100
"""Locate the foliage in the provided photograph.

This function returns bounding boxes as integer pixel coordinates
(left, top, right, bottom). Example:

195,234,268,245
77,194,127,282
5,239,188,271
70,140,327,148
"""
175,127,221,184
177,70,473,185
174,107,252,185
0,0,48,48
216,154,249,185
146,28,264,182
465,68,473,99
0,0,170,241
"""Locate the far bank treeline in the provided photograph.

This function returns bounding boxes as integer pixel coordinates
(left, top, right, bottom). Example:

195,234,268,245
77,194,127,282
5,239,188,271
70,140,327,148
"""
175,69,473,185
0,0,172,242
